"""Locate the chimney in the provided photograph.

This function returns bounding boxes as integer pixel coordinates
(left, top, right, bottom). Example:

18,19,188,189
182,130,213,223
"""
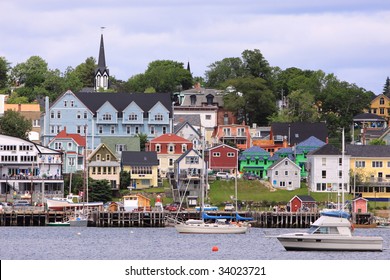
18,103,21,111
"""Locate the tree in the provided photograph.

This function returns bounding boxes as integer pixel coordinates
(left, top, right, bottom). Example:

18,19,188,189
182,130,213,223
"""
11,56,48,88
119,170,131,190
383,76,390,97
369,139,386,145
137,133,148,151
125,60,193,93
73,57,96,88
0,56,10,90
0,110,32,139
88,178,112,203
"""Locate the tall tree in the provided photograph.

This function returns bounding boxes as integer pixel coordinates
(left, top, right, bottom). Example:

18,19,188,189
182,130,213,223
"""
383,76,390,97
73,57,96,88
0,56,10,90
0,110,32,139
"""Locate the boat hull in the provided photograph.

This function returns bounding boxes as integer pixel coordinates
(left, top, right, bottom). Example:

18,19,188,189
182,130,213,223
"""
175,223,248,234
46,199,103,211
47,221,70,227
277,235,383,251
69,219,88,227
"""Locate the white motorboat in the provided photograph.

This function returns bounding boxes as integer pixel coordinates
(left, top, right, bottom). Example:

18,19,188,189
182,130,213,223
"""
277,215,383,251
46,194,103,211
175,217,248,234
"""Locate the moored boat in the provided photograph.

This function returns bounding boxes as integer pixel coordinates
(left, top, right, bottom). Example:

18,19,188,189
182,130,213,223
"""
276,215,383,251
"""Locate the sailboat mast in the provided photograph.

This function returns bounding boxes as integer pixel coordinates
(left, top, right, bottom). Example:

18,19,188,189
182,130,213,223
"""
201,128,205,219
342,128,345,211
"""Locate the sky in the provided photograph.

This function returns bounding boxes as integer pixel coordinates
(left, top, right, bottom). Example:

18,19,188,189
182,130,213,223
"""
1,0,390,94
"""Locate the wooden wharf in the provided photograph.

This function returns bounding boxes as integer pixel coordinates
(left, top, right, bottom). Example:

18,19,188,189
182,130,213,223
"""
0,209,322,228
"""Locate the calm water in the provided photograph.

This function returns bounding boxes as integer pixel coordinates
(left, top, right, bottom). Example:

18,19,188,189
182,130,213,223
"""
1,226,389,260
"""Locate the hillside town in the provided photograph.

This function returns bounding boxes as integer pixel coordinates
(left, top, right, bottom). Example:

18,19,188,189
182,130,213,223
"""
0,34,390,224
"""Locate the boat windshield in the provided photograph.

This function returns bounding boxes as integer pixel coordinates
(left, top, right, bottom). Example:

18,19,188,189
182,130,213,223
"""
308,226,339,234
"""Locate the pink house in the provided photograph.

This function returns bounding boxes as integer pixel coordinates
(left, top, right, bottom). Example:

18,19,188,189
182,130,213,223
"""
352,197,368,213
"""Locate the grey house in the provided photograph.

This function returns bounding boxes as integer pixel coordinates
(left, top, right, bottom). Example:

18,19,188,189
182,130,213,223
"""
267,157,301,190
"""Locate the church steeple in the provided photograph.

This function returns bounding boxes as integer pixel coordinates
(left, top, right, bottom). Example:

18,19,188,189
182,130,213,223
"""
94,30,109,91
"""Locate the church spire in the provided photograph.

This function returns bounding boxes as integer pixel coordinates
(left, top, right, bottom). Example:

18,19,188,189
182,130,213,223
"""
94,28,109,91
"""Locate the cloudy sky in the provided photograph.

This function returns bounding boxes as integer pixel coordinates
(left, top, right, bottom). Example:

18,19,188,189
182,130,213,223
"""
1,0,390,94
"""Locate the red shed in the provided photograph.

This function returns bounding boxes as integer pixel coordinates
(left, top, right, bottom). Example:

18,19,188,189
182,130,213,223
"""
352,197,368,213
289,195,317,212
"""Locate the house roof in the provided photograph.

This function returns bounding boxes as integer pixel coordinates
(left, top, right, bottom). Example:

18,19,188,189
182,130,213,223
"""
207,143,240,152
74,92,172,117
346,144,390,157
291,195,316,202
239,146,270,160
4,104,40,111
176,148,202,162
353,113,385,122
308,144,341,156
271,122,328,145
150,133,192,143
268,157,300,170
52,128,86,146
174,114,201,127
174,121,201,137
121,151,159,166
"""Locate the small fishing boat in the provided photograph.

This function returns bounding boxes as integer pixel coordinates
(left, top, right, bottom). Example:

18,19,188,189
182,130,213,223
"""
47,221,70,227
46,194,103,211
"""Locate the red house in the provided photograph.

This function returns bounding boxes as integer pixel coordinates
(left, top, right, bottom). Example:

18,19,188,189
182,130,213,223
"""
352,197,368,213
206,144,239,174
289,195,317,212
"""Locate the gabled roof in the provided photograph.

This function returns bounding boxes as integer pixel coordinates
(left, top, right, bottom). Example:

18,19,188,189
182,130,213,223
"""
51,128,86,146
88,143,118,161
121,151,158,166
308,144,341,156
239,146,270,160
208,143,240,152
176,148,203,163
346,144,390,157
268,157,300,170
271,122,328,145
150,133,192,143
291,195,316,202
74,92,172,117
174,114,201,127
174,121,201,137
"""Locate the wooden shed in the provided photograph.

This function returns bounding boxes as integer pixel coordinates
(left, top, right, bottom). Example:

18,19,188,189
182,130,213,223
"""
352,197,368,213
123,193,151,212
289,195,317,212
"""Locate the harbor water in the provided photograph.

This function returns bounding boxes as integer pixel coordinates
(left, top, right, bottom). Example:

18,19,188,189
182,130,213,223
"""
1,226,390,260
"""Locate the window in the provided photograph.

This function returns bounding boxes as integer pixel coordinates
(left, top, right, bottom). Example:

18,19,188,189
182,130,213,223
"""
32,119,39,127
68,158,75,166
50,111,54,119
205,115,211,120
54,142,62,150
150,126,155,135
339,170,342,178
380,97,385,105
84,112,88,119
106,154,110,161
96,154,101,161
238,128,245,136
275,171,278,176
388,161,390,167
110,125,115,134
285,171,288,176
223,128,231,136
155,114,163,121
372,161,383,168
68,142,72,149
181,144,187,153
169,158,174,166
162,126,167,134
227,152,235,157
103,113,112,121
380,108,385,114
339,158,342,166
64,100,68,107
213,152,221,157
285,160,288,165
116,144,126,153
156,145,161,153
77,112,81,119
126,126,131,134
77,126,82,134
279,181,286,187
57,111,61,118
322,170,326,179
322,158,326,166
168,145,174,153
70,100,74,107
98,126,103,134
129,113,138,121
186,156,199,164
356,161,365,168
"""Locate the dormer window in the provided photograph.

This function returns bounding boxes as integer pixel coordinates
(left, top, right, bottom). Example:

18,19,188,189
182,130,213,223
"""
129,113,138,121
155,113,163,121
190,95,196,105
206,94,214,105
380,97,385,105
103,113,112,121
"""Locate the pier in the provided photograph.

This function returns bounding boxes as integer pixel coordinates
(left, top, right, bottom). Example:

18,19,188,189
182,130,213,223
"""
0,209,324,228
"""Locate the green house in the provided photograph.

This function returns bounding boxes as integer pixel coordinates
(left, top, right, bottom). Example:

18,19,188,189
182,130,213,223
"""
239,146,271,179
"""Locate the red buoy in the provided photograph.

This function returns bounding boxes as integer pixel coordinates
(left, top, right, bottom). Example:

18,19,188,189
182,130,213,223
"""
212,246,219,252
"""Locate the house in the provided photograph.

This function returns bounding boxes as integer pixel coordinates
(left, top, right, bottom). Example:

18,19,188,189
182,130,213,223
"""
351,113,387,144
0,98,41,143
47,128,85,174
288,195,317,212
294,136,326,178
254,122,328,154
346,144,390,200
212,124,252,150
238,146,271,179
267,157,301,190
0,134,64,198
121,151,159,189
352,197,368,214
174,121,202,151
145,133,193,176
173,148,205,204
307,144,350,193
368,94,390,124
87,143,120,193
123,193,151,212
100,136,140,157
207,144,239,174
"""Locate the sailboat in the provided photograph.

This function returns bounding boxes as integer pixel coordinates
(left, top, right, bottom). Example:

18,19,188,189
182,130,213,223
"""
175,140,251,233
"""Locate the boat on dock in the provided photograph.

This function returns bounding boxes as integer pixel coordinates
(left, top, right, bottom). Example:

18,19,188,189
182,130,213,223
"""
46,194,103,211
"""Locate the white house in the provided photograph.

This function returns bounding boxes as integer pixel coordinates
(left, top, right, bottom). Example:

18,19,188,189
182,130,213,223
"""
267,157,301,190
307,144,350,193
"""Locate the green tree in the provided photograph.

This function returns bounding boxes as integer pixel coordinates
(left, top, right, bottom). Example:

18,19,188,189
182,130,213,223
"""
205,57,244,88
88,178,112,203
119,170,131,190
369,139,386,145
11,56,48,88
383,76,390,97
137,133,148,151
6,92,29,104
73,57,96,88
125,60,193,93
0,110,32,139
0,56,10,90
286,90,320,122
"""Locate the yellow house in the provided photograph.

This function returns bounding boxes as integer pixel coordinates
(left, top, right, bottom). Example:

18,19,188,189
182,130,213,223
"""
121,151,159,189
347,144,390,200
368,94,390,123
